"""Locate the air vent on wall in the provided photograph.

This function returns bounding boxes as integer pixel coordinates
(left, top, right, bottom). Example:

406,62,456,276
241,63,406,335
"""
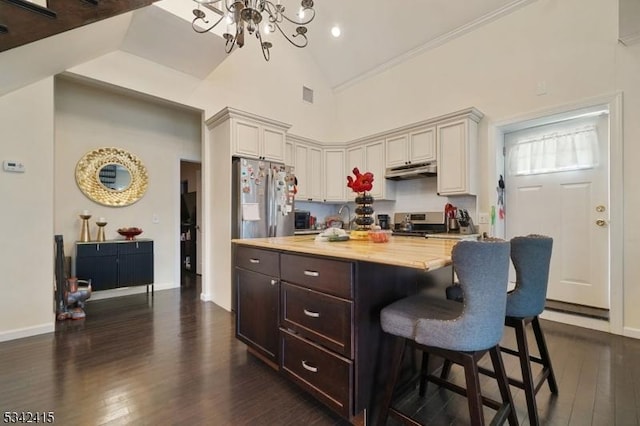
302,86,314,104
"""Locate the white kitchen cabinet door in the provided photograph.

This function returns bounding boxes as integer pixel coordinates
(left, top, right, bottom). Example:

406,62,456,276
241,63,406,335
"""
308,146,323,201
385,134,409,168
323,149,346,202
295,144,310,200
284,139,294,166
437,118,477,196
262,127,285,162
409,127,436,163
234,119,261,159
364,140,388,200
346,146,365,174
232,118,285,162
294,142,324,201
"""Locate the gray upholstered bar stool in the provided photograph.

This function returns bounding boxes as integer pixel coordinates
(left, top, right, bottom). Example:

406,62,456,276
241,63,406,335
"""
377,240,518,426
441,235,558,426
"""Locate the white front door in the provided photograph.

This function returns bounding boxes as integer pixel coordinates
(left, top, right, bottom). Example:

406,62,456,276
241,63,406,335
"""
505,112,610,309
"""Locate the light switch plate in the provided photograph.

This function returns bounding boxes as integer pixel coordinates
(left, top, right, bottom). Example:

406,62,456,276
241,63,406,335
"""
3,160,25,173
478,212,490,224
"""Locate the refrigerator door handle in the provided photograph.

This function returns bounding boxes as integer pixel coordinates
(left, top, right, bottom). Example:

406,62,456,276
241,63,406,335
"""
268,166,275,237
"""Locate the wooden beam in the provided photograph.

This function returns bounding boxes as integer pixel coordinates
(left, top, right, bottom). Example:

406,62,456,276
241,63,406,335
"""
0,0,159,53
2,0,57,18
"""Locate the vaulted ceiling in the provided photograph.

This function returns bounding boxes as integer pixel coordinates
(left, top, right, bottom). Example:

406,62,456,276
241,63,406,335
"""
0,0,535,93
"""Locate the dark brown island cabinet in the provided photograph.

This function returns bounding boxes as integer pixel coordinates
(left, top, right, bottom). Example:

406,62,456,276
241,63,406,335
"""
75,240,154,292
233,243,452,424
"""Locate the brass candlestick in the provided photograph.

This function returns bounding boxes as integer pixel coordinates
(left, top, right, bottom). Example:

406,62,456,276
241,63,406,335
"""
95,221,107,242
79,214,92,242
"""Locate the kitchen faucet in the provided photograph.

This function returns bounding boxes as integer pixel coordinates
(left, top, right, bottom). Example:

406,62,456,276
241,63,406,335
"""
338,204,351,230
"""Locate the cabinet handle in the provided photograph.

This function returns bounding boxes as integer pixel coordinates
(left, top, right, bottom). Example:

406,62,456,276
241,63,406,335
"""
303,270,319,277
270,279,277,286
303,309,320,318
249,258,260,264
301,360,318,373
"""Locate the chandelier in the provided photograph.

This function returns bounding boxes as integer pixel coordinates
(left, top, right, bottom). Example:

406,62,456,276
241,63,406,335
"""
192,0,316,61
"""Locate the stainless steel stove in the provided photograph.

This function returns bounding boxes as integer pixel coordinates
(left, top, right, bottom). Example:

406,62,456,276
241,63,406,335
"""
391,211,446,237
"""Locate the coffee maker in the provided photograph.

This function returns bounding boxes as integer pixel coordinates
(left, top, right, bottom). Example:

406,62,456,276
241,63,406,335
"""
377,214,390,230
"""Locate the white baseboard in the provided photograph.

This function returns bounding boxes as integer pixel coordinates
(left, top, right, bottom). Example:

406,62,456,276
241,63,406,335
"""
540,309,612,333
0,322,55,342
89,282,178,301
623,326,640,340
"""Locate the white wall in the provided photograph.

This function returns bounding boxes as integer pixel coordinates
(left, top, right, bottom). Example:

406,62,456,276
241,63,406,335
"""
0,78,55,341
54,77,201,292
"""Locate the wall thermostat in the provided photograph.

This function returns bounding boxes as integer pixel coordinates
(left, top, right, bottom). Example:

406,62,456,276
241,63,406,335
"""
3,160,25,173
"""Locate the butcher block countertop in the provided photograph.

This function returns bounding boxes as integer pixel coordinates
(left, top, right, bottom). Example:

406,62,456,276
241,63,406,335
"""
232,234,457,271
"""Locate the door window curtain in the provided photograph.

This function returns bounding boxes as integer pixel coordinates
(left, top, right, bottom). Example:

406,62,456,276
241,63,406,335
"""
508,125,599,176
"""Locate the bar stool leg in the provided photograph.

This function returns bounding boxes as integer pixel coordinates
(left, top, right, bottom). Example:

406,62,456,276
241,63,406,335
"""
377,336,406,426
462,354,485,426
532,316,558,394
513,318,539,426
419,352,430,397
490,345,519,426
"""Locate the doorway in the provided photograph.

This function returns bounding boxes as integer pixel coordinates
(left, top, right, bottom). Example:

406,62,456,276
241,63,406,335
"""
505,111,609,311
495,94,623,334
180,161,202,287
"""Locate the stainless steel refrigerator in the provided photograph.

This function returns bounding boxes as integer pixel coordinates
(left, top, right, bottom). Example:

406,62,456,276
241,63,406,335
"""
232,157,295,239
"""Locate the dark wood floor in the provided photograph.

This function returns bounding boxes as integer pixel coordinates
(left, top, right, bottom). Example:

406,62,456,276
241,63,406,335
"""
1,278,639,425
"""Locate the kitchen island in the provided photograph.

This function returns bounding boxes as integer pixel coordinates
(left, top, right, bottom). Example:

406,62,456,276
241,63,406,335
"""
232,235,457,425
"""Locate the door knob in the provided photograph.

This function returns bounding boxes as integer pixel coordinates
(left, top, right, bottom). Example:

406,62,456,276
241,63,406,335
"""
595,219,607,227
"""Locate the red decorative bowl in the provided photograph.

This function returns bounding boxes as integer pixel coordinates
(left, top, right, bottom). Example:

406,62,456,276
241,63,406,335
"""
117,227,143,240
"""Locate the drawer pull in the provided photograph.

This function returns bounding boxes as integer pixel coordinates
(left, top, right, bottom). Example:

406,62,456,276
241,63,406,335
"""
270,279,277,286
303,309,320,318
303,270,319,277
249,258,260,264
301,360,318,373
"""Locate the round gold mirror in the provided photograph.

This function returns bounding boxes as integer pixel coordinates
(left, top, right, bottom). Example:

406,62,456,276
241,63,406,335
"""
76,147,148,207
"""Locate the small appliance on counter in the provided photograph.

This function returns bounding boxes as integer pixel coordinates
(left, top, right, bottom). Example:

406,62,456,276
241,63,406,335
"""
377,214,390,230
294,210,311,230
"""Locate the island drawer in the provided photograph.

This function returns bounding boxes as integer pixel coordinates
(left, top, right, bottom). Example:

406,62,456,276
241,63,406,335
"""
281,282,353,358
235,246,279,276
280,254,353,299
280,329,353,418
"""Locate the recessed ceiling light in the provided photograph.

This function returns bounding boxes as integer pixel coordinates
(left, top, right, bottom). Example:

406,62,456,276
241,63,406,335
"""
331,26,341,38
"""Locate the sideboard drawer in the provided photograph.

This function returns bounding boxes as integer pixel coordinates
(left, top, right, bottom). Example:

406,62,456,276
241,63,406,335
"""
280,329,353,418
281,282,353,358
235,246,279,276
281,253,353,299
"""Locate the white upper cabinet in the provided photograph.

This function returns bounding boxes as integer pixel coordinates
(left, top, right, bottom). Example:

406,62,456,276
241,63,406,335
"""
409,127,436,163
206,107,291,163
436,109,483,196
233,117,286,162
323,148,346,202
347,140,395,200
293,138,324,202
385,126,436,168
284,139,294,166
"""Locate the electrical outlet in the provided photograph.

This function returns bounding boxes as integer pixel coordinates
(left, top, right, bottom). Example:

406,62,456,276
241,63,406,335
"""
152,213,160,224
478,212,490,224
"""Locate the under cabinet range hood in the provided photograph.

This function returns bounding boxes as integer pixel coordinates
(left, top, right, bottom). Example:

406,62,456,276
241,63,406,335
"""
385,162,437,180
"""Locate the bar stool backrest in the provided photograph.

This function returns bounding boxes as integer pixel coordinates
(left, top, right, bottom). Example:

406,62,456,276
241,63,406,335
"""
506,235,553,318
